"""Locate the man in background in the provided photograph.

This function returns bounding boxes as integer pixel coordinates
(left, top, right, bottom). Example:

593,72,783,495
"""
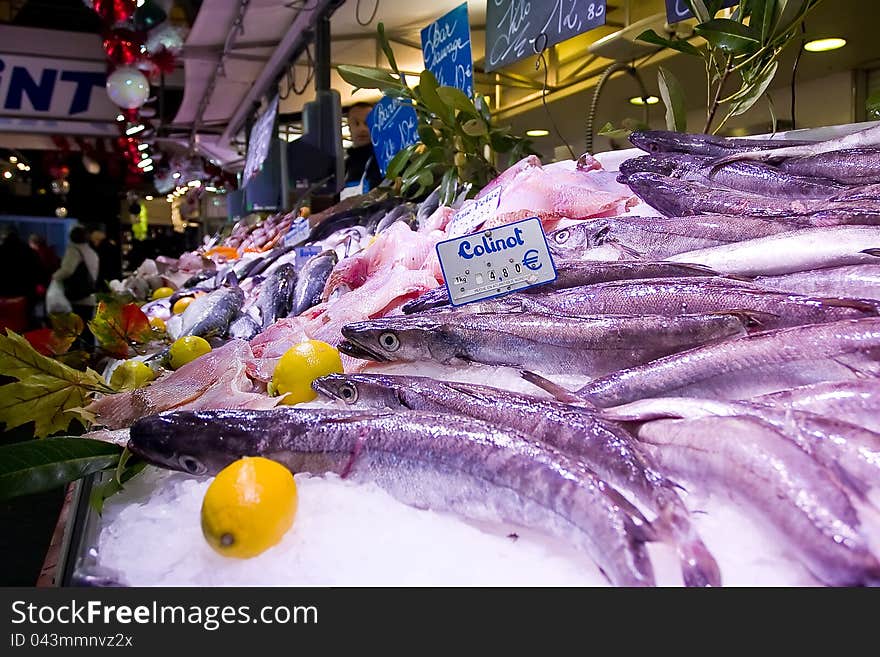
342,102,383,199
89,225,122,292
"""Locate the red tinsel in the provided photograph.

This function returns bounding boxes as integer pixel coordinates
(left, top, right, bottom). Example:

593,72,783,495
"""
91,0,136,26
103,28,145,67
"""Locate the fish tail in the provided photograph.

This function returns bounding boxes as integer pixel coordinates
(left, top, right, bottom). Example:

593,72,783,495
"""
863,248,880,257
653,488,722,587
518,370,591,406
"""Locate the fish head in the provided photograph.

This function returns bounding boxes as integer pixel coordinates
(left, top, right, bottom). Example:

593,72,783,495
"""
312,373,411,409
628,130,671,154
128,410,280,475
339,316,461,363
547,223,607,257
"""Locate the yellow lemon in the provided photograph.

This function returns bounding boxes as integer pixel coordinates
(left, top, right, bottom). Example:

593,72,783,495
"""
109,360,156,391
272,340,343,405
172,296,195,314
201,457,298,559
152,286,174,300
149,316,166,333
169,335,211,369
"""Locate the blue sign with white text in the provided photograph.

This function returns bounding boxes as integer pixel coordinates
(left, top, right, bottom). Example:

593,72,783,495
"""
366,95,419,176
420,3,474,99
665,0,737,22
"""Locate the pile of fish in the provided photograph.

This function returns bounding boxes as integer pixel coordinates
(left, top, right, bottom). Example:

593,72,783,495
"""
115,124,880,586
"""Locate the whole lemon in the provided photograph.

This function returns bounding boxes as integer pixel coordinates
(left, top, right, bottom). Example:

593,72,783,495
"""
201,457,298,559
152,286,174,300
272,340,343,405
110,359,156,391
169,335,211,369
172,296,195,314
149,316,166,333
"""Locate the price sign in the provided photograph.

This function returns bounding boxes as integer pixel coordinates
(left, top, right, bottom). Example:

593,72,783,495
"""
284,217,311,247
366,95,419,176
436,216,557,306
446,187,502,237
421,3,474,99
665,0,737,22
486,0,607,72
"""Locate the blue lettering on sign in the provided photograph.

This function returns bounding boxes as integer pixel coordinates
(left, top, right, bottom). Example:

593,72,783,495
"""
457,227,525,259
367,95,420,176
421,3,474,99
0,57,108,115
522,249,542,271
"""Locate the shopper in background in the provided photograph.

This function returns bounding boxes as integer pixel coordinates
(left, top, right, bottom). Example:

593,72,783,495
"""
0,226,42,331
29,234,60,288
342,102,382,199
89,225,122,292
53,225,99,344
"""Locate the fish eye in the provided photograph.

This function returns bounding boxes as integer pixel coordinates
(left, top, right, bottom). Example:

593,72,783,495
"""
179,455,207,475
378,331,400,352
553,229,569,244
338,383,358,403
648,142,660,153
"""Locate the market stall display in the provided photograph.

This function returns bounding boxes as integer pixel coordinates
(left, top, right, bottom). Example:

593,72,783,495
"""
34,121,877,588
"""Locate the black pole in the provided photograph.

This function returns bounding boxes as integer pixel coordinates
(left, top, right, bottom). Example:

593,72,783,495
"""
314,12,331,92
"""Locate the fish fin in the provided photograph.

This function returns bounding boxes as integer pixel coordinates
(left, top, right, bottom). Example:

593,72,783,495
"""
817,297,880,314
651,488,722,587
518,370,592,406
675,262,720,276
862,248,880,257
710,309,779,330
611,242,644,260
720,273,756,283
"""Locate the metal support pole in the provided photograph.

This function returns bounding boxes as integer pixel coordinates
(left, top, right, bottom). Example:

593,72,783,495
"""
314,12,331,92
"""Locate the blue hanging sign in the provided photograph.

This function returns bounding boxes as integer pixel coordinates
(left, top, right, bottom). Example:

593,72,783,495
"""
366,95,419,176
420,3,474,99
665,0,737,23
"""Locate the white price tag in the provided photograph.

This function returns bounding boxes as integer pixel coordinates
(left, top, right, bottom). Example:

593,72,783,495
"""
446,187,501,236
436,216,557,307
284,217,311,246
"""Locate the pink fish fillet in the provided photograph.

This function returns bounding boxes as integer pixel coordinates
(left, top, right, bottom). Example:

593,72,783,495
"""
174,358,278,412
247,317,309,382
476,155,543,199
87,340,259,429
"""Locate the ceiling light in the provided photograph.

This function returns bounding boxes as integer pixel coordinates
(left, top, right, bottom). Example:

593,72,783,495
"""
16,162,26,170
137,158,153,168
141,152,151,159
9,156,17,164
138,143,149,151
136,0,145,6
2,171,12,179
116,114,125,122
804,37,846,52
525,129,550,137
126,124,145,136
205,186,217,192
142,165,154,172
172,172,181,179
145,195,154,200
188,180,201,187
629,95,660,106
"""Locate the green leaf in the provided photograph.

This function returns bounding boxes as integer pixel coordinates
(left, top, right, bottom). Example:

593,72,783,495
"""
771,0,809,38
598,122,633,140
636,29,703,57
0,330,109,436
385,144,416,179
461,117,488,137
0,437,122,501
866,90,880,120
695,18,762,54
417,124,440,147
376,22,401,77
439,168,457,207
689,0,713,23
658,66,688,132
89,447,146,514
416,70,453,122
767,92,778,133
436,87,478,116
728,60,779,118
90,301,152,358
336,64,404,93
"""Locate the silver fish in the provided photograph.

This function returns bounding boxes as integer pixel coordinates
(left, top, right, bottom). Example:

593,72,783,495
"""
227,313,261,340
668,226,880,276
291,250,338,316
779,149,880,185
524,318,880,407
313,373,721,587
258,263,297,329
178,286,244,339
505,278,878,330
755,265,880,301
751,380,880,434
637,415,880,586
547,215,802,260
338,311,748,375
129,408,658,586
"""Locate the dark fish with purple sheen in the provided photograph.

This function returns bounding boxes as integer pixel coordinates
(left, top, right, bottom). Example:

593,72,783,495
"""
258,263,297,329
618,153,843,199
401,260,718,314
522,318,880,407
637,415,880,586
629,130,813,158
751,379,880,434
779,148,880,184
129,407,658,587
338,310,748,375
290,250,338,316
312,372,721,587
754,265,880,301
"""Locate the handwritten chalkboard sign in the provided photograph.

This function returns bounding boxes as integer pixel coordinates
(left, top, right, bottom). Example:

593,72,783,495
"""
421,3,474,99
486,0,607,72
243,94,278,183
366,95,419,176
665,0,737,22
